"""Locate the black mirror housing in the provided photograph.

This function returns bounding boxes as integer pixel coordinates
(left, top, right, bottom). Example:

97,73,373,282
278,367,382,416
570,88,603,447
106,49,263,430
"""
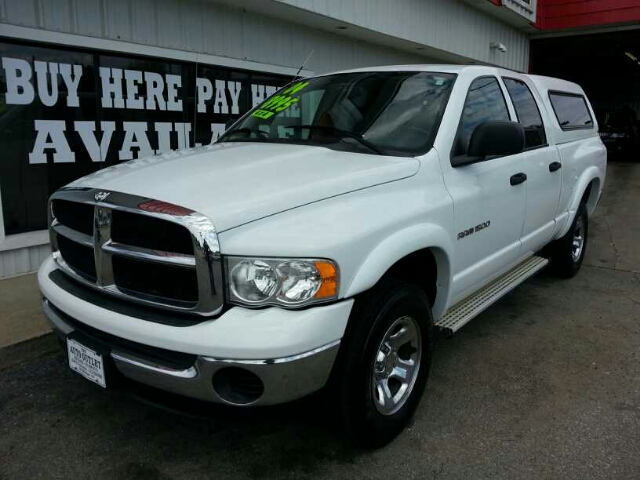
467,120,525,158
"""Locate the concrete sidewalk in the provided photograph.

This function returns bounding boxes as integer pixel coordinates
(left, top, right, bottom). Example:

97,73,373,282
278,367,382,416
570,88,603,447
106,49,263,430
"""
0,272,50,348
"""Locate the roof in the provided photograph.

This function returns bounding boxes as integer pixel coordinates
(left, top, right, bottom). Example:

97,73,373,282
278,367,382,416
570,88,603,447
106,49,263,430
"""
527,74,585,96
329,64,470,75
316,64,585,95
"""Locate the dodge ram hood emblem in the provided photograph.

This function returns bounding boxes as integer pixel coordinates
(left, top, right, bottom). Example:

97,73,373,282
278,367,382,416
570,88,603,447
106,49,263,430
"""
94,191,111,202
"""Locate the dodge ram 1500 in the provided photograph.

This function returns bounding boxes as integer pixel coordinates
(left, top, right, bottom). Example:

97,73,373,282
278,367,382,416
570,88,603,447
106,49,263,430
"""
39,65,606,446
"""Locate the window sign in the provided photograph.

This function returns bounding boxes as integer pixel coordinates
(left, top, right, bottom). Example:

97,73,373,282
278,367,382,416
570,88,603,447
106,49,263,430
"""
0,40,290,235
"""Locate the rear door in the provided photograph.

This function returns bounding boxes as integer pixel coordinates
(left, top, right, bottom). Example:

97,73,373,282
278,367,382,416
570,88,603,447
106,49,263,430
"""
442,76,527,303
502,77,562,255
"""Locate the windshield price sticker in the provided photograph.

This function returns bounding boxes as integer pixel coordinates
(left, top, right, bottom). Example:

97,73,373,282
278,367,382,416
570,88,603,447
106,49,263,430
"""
251,81,309,119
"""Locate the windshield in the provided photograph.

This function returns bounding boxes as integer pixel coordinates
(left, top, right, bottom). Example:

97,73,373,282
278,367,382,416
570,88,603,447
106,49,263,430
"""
219,71,456,156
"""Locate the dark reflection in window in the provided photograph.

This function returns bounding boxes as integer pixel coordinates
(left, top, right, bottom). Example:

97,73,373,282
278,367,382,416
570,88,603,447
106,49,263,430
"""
0,43,96,234
503,78,547,149
454,76,510,156
222,71,456,157
549,92,593,130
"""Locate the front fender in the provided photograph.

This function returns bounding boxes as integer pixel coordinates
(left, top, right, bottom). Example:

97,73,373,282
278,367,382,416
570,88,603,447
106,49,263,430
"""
344,224,454,319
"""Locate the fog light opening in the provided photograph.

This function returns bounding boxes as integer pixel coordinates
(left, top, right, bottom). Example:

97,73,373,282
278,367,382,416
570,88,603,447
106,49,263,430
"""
212,367,265,405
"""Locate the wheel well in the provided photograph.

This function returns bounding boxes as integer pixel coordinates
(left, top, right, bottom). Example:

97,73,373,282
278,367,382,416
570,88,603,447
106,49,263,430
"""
581,179,600,215
384,249,438,306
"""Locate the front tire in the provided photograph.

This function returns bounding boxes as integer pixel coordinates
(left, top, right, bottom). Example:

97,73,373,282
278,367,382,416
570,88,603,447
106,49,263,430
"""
329,279,434,447
549,202,588,278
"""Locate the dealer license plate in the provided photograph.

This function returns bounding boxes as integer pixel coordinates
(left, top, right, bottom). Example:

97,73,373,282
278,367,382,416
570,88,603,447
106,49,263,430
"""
67,338,106,388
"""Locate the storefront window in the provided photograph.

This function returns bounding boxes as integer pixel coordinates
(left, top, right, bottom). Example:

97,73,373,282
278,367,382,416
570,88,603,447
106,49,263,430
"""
0,40,290,236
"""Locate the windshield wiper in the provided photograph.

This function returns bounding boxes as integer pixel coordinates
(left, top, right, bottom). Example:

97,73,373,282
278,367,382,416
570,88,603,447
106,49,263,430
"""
292,125,385,155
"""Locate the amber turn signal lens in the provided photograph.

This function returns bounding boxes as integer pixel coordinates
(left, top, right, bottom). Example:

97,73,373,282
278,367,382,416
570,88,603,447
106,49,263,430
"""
314,261,338,299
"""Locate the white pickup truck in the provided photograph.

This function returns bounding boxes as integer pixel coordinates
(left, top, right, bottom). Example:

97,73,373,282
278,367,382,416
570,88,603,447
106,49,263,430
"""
39,65,606,446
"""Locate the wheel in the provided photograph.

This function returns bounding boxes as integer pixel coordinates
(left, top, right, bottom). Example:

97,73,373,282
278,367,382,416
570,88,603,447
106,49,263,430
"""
549,202,588,278
328,278,434,447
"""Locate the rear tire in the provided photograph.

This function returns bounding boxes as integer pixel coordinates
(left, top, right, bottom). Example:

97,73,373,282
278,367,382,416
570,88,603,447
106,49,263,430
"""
328,278,434,448
549,202,588,278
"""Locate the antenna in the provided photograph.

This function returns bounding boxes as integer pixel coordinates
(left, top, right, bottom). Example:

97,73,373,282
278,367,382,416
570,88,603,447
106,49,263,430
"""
293,50,314,81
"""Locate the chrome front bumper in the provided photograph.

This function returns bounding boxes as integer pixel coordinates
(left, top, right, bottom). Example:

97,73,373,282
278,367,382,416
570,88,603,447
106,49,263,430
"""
43,299,340,406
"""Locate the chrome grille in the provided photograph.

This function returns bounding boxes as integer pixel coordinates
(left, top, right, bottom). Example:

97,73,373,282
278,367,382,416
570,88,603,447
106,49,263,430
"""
49,188,223,316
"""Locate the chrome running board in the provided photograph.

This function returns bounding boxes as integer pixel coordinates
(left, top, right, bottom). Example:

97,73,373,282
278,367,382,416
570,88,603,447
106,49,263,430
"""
436,256,549,335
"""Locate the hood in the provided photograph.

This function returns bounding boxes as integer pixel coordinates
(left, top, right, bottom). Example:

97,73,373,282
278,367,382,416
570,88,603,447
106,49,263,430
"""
68,142,419,231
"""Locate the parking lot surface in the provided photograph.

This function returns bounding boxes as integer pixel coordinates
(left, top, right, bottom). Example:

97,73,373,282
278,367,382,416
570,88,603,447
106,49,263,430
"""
1,163,639,480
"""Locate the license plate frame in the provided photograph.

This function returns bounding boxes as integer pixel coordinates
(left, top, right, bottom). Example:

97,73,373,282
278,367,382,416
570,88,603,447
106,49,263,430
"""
67,337,107,388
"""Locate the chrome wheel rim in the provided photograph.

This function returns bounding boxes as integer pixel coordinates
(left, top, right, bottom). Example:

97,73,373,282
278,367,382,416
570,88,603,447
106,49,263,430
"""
571,216,585,262
371,316,422,416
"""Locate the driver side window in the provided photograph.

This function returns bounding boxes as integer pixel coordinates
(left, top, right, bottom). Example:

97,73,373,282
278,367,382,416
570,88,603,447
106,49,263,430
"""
453,76,510,157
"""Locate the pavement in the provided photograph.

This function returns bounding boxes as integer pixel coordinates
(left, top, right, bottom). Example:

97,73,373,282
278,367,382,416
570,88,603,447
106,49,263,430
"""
0,162,639,479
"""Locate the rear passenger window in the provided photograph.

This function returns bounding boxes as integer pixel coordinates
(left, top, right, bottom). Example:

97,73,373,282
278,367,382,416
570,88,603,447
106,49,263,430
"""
453,76,510,157
549,92,593,130
503,78,547,149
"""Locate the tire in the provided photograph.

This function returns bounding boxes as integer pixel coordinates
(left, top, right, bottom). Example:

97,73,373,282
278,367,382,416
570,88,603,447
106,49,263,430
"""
549,202,588,278
328,278,434,448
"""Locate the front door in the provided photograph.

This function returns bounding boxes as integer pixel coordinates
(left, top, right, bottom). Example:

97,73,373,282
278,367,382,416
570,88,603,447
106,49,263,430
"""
441,76,527,303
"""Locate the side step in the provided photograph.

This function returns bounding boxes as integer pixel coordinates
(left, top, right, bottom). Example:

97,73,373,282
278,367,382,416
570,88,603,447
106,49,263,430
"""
435,256,549,335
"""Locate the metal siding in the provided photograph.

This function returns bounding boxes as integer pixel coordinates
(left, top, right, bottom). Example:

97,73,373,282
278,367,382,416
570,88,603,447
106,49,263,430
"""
157,0,185,50
71,0,103,38
131,0,158,46
3,0,38,26
202,1,245,60
276,0,529,70
104,0,132,43
183,1,205,54
2,248,22,277
40,0,72,32
1,0,527,70
242,5,431,72
27,245,42,272
0,244,50,277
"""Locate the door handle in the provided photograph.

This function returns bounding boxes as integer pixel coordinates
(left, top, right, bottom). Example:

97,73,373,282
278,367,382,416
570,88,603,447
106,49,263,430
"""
549,161,562,172
510,172,527,186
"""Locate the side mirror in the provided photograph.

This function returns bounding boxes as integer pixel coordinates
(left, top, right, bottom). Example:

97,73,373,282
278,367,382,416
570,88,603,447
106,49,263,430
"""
452,121,525,167
468,120,525,158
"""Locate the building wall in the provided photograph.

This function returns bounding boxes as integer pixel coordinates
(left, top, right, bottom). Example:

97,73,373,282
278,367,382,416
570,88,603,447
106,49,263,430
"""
0,243,50,279
275,0,530,71
0,0,434,75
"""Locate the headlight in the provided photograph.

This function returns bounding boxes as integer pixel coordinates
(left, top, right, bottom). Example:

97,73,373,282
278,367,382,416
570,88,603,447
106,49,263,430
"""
226,257,339,307
229,260,279,304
